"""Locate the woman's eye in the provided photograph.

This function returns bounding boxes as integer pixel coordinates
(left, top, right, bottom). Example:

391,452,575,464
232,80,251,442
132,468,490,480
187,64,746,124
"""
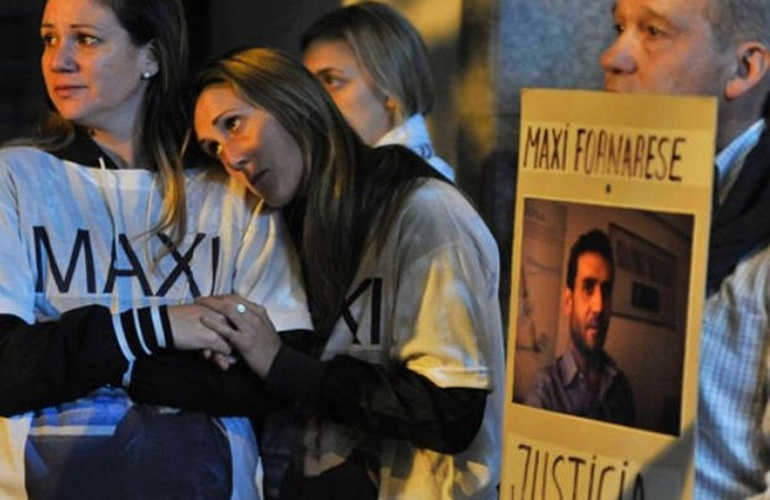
41,33,58,47
202,142,222,158
76,33,100,46
318,74,345,90
224,116,241,132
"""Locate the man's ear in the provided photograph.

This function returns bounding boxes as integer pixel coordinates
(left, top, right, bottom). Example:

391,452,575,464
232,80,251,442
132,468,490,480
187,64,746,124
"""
563,287,573,316
725,42,770,100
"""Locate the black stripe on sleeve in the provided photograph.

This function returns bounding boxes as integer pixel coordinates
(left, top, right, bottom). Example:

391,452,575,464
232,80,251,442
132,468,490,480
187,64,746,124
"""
137,306,158,352
158,305,174,349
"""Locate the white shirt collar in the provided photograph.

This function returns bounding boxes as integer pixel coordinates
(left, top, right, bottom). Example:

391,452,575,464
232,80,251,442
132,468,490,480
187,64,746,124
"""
715,119,765,203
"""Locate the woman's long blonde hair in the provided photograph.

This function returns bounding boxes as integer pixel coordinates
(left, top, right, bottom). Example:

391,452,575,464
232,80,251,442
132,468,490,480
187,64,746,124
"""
194,47,442,336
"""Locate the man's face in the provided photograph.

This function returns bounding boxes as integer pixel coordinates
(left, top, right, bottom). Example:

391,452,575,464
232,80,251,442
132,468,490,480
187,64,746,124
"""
565,252,614,355
600,0,734,97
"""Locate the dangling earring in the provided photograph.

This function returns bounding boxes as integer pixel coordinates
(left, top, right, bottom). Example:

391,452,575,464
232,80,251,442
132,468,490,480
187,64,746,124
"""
141,72,153,81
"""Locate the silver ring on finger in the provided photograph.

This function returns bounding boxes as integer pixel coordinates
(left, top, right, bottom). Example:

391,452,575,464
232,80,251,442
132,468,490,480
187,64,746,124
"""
235,303,247,315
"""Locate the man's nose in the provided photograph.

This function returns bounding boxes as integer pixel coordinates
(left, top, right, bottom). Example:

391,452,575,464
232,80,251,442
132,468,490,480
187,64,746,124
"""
590,288,606,312
599,34,636,77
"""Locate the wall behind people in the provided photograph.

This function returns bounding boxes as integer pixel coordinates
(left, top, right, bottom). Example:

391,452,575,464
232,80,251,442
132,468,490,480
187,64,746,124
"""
0,0,46,141
205,0,339,62
461,0,617,330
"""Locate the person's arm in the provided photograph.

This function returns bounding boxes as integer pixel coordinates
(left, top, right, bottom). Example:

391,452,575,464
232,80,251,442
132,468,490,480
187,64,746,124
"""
0,307,125,416
195,295,486,453
127,328,316,417
266,347,487,454
0,303,232,417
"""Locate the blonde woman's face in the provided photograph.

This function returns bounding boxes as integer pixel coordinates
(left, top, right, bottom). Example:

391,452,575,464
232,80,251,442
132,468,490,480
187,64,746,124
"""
194,83,306,208
303,38,393,145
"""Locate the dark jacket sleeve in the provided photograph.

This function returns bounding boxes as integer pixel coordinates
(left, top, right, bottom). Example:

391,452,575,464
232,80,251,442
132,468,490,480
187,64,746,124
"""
127,352,287,417
265,346,487,454
127,329,316,417
0,306,127,416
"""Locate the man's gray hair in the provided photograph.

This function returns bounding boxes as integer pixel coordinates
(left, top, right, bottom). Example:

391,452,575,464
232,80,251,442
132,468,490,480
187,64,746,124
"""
708,0,770,47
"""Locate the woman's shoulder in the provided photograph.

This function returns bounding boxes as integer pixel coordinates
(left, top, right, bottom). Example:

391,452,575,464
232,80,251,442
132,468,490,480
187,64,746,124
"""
0,145,54,161
405,178,472,214
0,145,62,172
399,179,495,243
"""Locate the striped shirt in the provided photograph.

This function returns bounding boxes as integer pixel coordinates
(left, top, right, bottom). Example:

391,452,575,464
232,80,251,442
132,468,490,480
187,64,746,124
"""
696,120,770,499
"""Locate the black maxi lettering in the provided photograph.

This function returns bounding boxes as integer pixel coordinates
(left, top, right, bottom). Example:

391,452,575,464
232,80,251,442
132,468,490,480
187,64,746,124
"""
340,278,383,345
34,226,96,293
370,277,382,345
209,235,221,296
104,233,152,296
155,232,207,297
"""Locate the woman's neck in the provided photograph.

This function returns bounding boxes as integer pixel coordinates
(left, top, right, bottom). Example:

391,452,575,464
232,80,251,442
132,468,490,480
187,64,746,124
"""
89,128,142,169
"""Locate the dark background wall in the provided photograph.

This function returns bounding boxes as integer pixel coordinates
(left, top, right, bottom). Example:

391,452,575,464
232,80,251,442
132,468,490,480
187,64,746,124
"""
0,0,47,141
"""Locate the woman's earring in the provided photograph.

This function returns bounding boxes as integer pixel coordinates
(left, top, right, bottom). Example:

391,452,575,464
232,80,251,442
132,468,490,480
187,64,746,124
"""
141,72,153,80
